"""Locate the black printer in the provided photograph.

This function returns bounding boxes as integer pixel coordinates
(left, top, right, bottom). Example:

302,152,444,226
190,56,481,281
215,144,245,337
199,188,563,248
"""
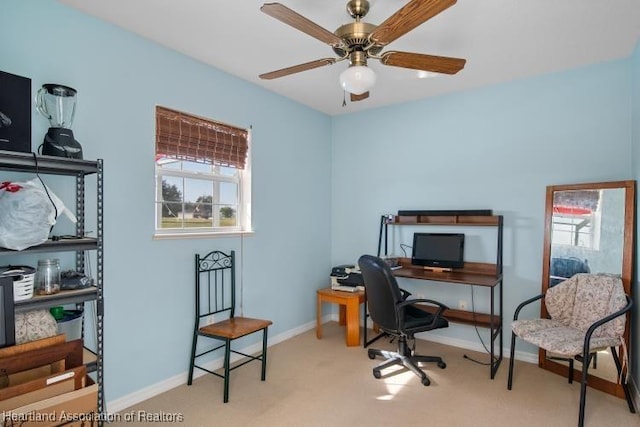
330,264,364,289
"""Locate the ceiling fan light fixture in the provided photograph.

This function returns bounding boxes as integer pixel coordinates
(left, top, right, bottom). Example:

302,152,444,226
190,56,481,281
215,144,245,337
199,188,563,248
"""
417,70,439,79
339,65,376,95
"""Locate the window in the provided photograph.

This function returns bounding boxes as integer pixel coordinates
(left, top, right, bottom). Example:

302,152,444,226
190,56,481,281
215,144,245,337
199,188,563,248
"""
154,106,251,236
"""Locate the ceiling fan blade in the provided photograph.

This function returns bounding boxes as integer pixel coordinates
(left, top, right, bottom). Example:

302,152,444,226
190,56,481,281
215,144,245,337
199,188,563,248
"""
350,92,370,102
259,58,337,80
380,51,465,74
261,3,345,48
369,0,457,46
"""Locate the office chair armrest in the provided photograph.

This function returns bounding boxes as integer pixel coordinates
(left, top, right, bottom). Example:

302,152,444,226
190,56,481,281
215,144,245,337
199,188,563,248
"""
400,288,412,300
583,295,632,357
397,298,449,329
513,293,544,321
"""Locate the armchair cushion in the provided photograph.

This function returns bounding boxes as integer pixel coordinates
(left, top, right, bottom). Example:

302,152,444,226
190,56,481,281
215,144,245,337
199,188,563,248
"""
511,320,622,356
546,273,626,339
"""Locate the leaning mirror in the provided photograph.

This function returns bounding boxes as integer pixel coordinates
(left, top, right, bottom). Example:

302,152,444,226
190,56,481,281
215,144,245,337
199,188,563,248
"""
540,180,635,398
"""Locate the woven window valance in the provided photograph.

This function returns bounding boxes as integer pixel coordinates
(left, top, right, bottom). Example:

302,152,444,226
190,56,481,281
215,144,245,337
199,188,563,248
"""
156,106,248,169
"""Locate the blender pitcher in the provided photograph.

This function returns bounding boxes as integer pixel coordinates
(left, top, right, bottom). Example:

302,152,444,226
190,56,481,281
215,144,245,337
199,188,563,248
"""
36,84,77,128
35,84,83,159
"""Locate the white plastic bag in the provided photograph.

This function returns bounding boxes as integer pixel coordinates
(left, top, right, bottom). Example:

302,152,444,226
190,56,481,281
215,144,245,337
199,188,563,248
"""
0,178,77,250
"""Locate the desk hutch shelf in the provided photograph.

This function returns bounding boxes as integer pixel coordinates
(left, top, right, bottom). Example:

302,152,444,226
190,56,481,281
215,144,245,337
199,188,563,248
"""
371,211,504,379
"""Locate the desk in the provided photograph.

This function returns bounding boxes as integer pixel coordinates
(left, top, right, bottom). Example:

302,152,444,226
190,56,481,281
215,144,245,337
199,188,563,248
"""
365,257,503,379
392,260,502,329
316,288,365,347
374,213,504,379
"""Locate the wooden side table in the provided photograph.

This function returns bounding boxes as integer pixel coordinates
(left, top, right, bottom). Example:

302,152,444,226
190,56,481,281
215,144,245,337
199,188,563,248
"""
316,287,366,347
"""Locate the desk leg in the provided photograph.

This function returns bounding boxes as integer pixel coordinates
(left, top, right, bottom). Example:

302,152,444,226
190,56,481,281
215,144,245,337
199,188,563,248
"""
345,297,360,347
338,305,346,326
316,295,322,339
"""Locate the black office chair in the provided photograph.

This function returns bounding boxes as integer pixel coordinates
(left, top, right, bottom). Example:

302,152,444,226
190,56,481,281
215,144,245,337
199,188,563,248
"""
187,250,272,402
358,254,449,386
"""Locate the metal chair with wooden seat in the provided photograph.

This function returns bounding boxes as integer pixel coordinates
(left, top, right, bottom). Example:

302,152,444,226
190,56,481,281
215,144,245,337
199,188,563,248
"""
187,250,272,403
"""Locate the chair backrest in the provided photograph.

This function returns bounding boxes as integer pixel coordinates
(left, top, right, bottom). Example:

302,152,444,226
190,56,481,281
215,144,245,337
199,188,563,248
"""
545,273,627,338
195,250,236,321
549,257,590,286
358,255,405,332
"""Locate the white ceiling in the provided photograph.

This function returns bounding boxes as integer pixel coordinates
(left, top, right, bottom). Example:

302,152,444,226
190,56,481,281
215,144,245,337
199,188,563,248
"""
59,0,640,116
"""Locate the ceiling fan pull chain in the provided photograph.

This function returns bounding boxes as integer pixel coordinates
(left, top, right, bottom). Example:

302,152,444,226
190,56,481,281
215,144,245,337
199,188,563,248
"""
342,90,347,107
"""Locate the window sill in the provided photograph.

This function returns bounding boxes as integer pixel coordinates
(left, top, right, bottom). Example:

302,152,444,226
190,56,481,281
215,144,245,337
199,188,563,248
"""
153,230,255,240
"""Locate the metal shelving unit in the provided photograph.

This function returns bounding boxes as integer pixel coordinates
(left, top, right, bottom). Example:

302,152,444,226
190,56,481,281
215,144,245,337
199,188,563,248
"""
0,149,104,418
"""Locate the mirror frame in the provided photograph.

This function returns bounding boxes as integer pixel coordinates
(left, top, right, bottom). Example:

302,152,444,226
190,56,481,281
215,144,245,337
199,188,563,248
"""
540,180,635,398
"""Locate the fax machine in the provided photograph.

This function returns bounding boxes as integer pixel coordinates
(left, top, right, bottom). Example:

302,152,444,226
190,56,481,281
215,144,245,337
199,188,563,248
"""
330,264,364,292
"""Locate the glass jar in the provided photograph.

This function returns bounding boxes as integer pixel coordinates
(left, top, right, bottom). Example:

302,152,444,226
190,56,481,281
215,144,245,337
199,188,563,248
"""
36,259,61,295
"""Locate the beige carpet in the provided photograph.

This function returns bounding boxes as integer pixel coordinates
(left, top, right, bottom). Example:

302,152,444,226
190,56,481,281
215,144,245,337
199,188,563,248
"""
113,322,638,427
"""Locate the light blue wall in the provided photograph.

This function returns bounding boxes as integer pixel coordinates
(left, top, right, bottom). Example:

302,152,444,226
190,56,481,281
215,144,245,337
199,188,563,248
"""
331,60,633,348
1,0,332,402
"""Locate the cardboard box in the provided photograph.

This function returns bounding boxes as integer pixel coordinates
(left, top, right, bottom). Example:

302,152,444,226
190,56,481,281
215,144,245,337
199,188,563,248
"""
0,336,97,426
0,365,86,410
2,382,98,427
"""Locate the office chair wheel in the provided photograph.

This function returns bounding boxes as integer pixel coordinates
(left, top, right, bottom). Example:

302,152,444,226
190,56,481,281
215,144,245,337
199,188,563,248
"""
437,361,446,369
368,350,377,360
421,376,430,386
373,370,382,379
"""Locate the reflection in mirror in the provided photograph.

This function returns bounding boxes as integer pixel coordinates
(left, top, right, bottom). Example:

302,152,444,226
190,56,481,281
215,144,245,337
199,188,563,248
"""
549,348,618,383
541,180,635,399
550,188,625,282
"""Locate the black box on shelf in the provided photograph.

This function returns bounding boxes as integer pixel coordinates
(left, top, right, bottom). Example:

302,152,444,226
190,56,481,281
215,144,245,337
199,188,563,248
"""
397,209,493,216
0,70,31,153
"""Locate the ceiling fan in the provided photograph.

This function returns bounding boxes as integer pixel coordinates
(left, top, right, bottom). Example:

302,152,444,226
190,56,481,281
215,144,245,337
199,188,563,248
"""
259,0,466,102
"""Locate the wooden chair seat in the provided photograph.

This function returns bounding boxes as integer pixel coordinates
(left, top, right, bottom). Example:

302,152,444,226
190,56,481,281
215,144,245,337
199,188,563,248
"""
200,317,273,340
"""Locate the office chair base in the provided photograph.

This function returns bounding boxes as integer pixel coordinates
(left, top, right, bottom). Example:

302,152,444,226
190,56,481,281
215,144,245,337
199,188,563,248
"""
368,348,446,386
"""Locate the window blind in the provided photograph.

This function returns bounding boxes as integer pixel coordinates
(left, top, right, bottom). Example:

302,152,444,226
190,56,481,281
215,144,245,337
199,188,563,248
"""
156,106,248,169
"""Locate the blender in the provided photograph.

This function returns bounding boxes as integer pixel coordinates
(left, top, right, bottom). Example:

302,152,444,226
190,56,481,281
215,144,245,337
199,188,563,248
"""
35,84,83,159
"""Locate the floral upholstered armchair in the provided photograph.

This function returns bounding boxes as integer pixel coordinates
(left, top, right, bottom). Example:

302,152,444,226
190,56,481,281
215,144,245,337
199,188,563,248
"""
506,273,635,427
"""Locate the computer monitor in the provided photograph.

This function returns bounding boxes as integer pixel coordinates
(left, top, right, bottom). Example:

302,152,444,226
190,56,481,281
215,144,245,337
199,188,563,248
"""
411,233,465,270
